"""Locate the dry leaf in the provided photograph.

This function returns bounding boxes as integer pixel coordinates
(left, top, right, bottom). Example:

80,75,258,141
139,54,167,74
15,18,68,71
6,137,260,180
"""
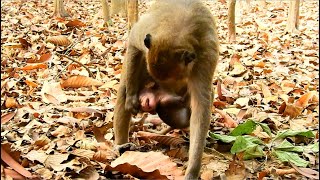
72,149,95,159
295,91,316,108
41,81,67,104
214,108,238,128
65,19,86,27
47,36,71,46
5,97,18,108
201,170,214,180
25,79,38,88
61,75,104,88
137,131,186,146
105,151,184,179
19,63,48,71
282,103,303,119
18,38,31,48
165,147,188,160
51,125,71,137
1,110,17,124
39,53,52,63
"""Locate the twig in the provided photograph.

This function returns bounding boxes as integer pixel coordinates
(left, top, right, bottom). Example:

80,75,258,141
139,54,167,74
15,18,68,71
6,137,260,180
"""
55,52,94,78
64,36,92,55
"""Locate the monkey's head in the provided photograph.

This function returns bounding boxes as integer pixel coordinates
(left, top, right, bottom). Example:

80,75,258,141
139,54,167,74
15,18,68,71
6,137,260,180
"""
144,34,197,83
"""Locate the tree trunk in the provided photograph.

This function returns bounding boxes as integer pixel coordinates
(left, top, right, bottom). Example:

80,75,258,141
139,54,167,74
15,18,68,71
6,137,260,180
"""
101,0,112,26
286,0,300,33
111,0,127,17
127,0,138,29
228,0,236,43
53,0,70,17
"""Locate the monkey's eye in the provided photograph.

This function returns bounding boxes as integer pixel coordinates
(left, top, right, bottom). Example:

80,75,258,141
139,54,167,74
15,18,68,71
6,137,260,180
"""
144,34,152,49
181,51,196,65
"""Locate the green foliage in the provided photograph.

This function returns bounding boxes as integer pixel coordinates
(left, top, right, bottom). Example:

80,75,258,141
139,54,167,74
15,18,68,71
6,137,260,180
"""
229,120,256,136
274,130,315,140
210,120,317,164
274,139,304,152
230,136,265,160
273,150,309,167
229,119,272,136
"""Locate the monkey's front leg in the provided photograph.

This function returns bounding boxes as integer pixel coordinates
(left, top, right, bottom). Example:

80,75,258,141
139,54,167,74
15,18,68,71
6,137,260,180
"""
125,45,143,115
114,83,132,145
185,72,213,179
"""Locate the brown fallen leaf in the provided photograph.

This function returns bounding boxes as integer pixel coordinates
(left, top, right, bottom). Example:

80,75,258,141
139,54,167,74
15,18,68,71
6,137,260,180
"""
137,131,186,146
66,107,103,114
5,97,18,108
3,168,25,180
282,103,303,119
105,151,184,180
19,63,48,71
225,156,246,180
25,79,38,88
1,110,17,124
165,147,188,161
51,125,71,137
65,19,86,27
47,35,71,46
1,147,36,179
261,83,272,98
41,81,67,104
72,149,95,159
217,79,226,101
61,75,104,88
295,91,316,108
214,108,238,128
43,93,60,104
38,53,52,63
201,170,214,180
77,166,99,180
36,44,46,54
18,38,31,49
290,162,319,179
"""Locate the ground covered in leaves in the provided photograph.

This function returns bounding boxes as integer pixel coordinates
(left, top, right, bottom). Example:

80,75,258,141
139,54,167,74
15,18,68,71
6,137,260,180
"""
1,0,319,179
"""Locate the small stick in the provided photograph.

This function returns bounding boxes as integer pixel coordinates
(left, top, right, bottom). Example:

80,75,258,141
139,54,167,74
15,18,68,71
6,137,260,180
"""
55,52,94,78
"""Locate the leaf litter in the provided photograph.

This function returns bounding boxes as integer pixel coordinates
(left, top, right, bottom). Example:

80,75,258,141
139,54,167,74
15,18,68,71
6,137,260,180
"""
1,0,318,179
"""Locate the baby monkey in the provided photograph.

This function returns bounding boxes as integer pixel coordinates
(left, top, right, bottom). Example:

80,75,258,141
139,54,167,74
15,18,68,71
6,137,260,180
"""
139,82,191,129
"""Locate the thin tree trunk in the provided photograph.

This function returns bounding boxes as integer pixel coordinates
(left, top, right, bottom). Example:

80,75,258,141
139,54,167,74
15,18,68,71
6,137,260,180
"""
127,0,138,29
228,0,236,43
111,0,127,17
286,0,300,33
101,0,111,26
53,0,70,17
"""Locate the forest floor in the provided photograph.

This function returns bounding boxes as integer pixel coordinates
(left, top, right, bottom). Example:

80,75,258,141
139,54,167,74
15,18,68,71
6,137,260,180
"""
1,0,319,179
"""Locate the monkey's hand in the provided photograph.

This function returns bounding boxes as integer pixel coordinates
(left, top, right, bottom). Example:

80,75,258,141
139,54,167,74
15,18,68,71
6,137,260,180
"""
125,95,140,115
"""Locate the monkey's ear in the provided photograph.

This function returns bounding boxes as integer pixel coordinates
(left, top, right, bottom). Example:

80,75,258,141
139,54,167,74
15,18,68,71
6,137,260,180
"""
144,34,152,49
183,51,196,65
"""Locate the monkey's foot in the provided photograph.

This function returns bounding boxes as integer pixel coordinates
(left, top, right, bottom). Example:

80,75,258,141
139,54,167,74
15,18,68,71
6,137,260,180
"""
115,143,137,155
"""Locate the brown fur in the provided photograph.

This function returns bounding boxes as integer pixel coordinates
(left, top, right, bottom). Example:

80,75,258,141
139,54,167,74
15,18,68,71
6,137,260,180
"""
114,0,219,179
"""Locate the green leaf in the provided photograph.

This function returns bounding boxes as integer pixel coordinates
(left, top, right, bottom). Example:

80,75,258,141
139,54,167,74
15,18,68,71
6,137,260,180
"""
230,120,257,136
275,139,304,152
231,136,255,154
209,133,236,143
273,150,309,167
274,130,315,140
258,122,272,136
243,135,265,145
305,142,319,153
243,145,265,160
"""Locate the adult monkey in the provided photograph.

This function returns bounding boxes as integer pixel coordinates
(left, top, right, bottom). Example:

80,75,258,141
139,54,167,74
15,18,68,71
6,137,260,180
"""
113,0,219,179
